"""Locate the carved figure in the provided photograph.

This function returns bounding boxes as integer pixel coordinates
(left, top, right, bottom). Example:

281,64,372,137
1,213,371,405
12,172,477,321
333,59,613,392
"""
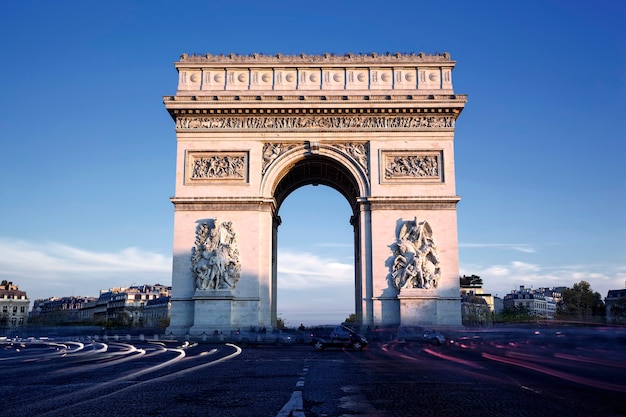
390,218,441,291
191,219,241,290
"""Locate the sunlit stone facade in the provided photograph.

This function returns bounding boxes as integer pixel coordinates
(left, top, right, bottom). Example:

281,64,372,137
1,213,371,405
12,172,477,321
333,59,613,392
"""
163,52,467,334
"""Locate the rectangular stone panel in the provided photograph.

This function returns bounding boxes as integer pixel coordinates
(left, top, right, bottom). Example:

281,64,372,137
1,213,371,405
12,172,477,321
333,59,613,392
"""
345,68,369,90
201,68,226,91
225,69,250,91
297,68,321,90
273,68,297,90
418,68,442,90
322,69,345,90
369,68,393,90
249,69,274,90
185,151,249,184
393,68,417,90
380,150,443,183
178,69,202,91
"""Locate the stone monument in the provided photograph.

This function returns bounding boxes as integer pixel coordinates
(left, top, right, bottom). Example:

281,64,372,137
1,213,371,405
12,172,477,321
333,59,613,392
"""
163,52,467,335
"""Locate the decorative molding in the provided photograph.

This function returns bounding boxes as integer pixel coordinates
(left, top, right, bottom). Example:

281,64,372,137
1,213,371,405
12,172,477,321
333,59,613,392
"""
176,115,455,131
186,151,248,183
179,51,453,64
382,151,442,182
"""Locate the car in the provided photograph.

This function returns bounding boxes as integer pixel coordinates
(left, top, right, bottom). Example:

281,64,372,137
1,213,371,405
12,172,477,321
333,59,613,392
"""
235,329,295,346
280,328,312,344
396,326,447,346
310,325,368,351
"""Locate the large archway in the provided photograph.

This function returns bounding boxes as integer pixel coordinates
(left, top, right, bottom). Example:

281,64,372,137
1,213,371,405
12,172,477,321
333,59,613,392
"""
275,184,354,327
163,52,466,334
270,153,362,327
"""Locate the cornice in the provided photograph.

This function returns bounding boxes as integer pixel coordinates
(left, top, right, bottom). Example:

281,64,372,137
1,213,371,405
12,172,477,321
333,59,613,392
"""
359,196,461,210
164,93,467,105
170,196,276,211
163,95,467,117
177,51,455,66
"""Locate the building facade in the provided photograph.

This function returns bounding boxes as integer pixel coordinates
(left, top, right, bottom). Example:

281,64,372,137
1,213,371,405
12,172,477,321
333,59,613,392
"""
30,296,97,324
503,286,558,319
0,280,30,329
605,288,626,324
164,51,467,335
93,284,171,328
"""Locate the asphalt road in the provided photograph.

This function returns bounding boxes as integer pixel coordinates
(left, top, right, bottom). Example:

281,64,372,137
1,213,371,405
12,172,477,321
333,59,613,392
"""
1,327,625,416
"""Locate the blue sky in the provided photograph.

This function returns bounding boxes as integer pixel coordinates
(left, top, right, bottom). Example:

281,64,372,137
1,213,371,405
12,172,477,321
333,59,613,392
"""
0,1,624,326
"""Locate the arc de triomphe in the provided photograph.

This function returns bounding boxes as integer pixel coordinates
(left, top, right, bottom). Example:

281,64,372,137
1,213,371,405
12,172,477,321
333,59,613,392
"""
163,52,466,335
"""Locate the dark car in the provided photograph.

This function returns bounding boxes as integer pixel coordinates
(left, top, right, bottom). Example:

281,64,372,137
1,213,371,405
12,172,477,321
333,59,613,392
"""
396,326,447,346
310,325,368,351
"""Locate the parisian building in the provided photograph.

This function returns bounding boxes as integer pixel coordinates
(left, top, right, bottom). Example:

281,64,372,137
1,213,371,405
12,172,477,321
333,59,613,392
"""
460,280,503,326
605,288,626,324
91,284,171,328
503,285,559,319
0,280,30,329
30,296,97,324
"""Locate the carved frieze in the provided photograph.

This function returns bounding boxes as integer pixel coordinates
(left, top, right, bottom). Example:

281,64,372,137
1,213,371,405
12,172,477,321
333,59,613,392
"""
390,219,441,291
176,115,455,130
187,151,248,183
191,219,241,291
382,151,442,182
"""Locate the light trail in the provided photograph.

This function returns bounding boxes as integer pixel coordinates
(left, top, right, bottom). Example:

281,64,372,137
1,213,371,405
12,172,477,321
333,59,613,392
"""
481,352,626,393
35,343,242,417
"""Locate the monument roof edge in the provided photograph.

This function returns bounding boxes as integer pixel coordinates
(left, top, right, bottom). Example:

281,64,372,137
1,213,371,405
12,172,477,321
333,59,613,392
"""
176,52,456,66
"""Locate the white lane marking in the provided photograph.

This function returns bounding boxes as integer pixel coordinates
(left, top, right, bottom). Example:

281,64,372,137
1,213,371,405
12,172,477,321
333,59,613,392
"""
276,364,308,417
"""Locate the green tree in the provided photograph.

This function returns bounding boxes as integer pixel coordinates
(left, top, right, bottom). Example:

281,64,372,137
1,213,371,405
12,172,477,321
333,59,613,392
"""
344,313,356,324
557,280,605,321
496,304,535,323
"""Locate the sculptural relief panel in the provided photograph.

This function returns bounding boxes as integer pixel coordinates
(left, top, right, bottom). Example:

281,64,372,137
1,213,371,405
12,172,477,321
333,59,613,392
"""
389,219,441,291
186,151,248,183
191,219,241,291
381,151,442,182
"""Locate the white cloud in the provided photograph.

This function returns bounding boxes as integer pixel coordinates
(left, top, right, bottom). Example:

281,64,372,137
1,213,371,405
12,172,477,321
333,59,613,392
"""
0,238,171,302
460,243,537,253
510,261,541,272
277,250,353,290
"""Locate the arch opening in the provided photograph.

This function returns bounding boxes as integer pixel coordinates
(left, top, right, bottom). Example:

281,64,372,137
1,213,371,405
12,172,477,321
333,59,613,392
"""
276,185,355,327
271,155,362,328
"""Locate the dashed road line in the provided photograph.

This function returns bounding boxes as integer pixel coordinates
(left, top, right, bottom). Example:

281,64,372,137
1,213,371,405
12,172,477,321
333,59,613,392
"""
276,364,308,417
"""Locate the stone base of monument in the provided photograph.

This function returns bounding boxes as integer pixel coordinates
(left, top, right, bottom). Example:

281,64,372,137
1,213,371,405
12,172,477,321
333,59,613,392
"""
397,289,459,327
189,290,262,335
